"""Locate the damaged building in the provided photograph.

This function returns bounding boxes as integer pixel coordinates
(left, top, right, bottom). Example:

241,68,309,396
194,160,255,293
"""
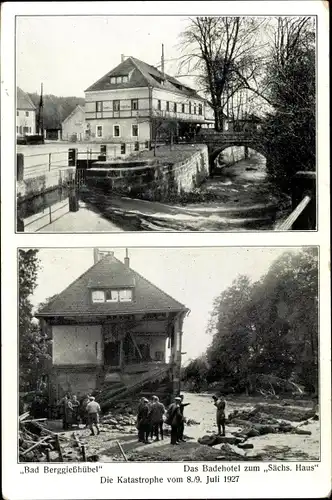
36,249,189,405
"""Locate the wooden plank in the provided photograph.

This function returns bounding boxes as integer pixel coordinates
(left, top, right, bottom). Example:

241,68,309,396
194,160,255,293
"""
116,440,128,462
56,434,64,462
20,436,50,456
129,332,143,359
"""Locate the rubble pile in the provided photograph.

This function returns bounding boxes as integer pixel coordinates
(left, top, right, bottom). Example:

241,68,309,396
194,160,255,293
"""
19,415,59,462
228,403,317,423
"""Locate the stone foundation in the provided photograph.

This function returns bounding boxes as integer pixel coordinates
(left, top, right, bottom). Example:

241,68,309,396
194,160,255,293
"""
86,145,209,202
17,167,76,202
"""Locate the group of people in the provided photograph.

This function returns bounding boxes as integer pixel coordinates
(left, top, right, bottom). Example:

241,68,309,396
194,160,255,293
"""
136,394,190,446
60,391,227,444
61,393,101,436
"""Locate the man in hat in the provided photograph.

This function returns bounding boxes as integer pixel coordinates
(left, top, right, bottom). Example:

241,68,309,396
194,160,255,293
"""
166,396,183,445
86,396,101,436
178,394,190,442
150,395,166,441
213,394,226,436
136,397,151,444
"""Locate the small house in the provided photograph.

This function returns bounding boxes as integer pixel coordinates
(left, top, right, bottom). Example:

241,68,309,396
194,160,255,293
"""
62,105,86,142
36,250,189,403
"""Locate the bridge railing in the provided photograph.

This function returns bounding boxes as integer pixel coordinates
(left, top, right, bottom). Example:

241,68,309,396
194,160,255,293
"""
276,171,316,231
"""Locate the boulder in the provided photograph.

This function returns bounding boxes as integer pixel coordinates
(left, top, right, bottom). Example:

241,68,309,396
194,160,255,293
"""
246,428,260,438
238,443,254,449
293,428,312,435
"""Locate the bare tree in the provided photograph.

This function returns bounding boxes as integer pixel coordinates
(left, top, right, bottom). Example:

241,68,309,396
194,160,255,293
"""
180,17,267,130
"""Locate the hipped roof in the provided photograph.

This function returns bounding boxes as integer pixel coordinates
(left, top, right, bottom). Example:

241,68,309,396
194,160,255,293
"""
36,254,187,317
85,56,204,101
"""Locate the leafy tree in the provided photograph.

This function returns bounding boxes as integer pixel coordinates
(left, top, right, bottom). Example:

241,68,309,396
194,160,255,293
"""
201,248,318,394
182,355,209,391
180,17,267,130
28,93,85,129
19,249,50,392
262,17,316,190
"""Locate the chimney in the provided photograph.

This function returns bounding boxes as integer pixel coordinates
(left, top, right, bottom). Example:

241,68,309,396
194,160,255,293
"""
121,54,125,63
93,249,114,263
124,248,130,268
93,248,99,264
161,44,165,78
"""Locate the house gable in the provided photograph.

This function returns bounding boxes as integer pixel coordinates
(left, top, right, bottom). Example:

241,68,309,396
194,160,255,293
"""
37,254,186,317
85,56,205,101
17,87,36,111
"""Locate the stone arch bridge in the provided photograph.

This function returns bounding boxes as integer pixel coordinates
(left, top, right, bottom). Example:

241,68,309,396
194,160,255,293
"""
193,131,269,170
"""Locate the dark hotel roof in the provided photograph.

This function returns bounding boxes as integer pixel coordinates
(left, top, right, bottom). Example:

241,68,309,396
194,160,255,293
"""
36,254,187,317
85,56,204,100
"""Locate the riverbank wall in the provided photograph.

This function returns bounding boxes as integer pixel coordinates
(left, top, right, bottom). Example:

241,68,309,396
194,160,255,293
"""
219,145,252,166
17,166,76,202
86,144,209,202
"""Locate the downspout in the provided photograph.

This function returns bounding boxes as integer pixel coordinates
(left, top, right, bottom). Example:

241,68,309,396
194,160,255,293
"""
148,85,153,147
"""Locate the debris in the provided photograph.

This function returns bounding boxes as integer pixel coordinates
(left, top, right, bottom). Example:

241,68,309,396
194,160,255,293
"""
116,440,128,461
293,429,312,436
198,434,242,447
20,436,51,456
237,443,254,449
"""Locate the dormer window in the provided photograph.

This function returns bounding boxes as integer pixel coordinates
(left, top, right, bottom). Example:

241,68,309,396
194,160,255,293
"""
91,289,133,303
110,75,128,84
92,290,105,303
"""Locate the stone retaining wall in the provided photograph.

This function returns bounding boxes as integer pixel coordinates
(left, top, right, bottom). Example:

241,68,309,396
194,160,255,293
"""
219,145,250,165
86,145,209,202
17,167,76,201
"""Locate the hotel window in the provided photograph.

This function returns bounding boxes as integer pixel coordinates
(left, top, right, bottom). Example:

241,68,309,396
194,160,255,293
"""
189,102,192,114
105,290,119,302
166,101,170,111
96,101,103,112
181,103,185,113
113,100,120,111
25,111,29,117
122,75,128,83
132,124,138,137
92,290,105,303
131,99,138,110
174,102,177,112
194,104,197,115
116,76,122,84
121,143,126,154
198,103,203,115
134,141,139,151
96,126,103,138
157,100,161,111
119,289,132,302
113,125,120,137
110,77,116,84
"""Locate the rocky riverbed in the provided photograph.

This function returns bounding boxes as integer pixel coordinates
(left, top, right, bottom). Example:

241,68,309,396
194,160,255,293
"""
23,392,319,463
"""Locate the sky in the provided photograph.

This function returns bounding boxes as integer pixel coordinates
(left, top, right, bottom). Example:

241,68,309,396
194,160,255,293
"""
29,247,301,363
16,16,195,97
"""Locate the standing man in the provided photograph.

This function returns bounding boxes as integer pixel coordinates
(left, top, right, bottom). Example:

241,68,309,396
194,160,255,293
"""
71,395,80,426
213,394,226,436
178,394,190,442
150,395,166,441
86,396,101,436
137,398,151,444
167,396,182,445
